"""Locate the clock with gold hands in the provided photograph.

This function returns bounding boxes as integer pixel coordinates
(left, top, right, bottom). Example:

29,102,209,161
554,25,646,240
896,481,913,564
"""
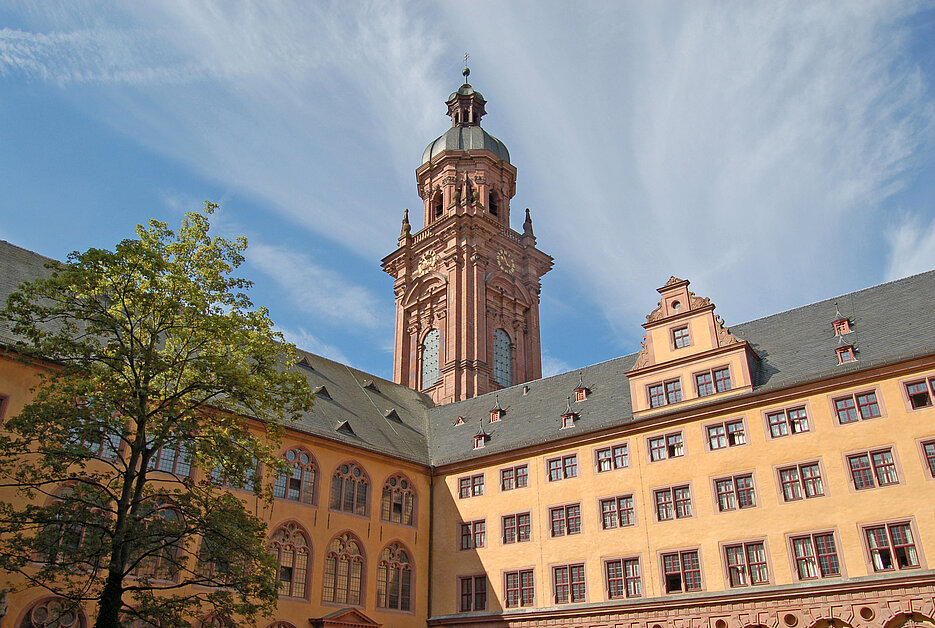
496,249,515,274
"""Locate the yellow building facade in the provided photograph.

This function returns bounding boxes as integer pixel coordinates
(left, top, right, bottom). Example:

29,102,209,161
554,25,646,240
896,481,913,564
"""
3,74,935,628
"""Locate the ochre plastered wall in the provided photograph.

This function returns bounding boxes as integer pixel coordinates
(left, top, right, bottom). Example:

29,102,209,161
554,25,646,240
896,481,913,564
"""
0,353,431,627
430,359,935,620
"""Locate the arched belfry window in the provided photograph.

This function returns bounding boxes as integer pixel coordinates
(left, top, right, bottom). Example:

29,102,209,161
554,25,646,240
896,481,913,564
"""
421,329,440,390
494,328,512,388
488,192,498,216
434,192,443,218
322,532,364,606
329,462,368,516
381,474,415,525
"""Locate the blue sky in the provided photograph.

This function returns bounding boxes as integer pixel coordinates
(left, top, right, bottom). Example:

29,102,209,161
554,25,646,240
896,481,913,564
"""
1,1,934,381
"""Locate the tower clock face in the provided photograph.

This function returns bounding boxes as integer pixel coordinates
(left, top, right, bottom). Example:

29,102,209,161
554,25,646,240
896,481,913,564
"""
497,249,515,274
417,250,437,276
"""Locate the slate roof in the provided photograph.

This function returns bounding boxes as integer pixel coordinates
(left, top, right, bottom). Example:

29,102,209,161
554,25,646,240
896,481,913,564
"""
3,238,935,470
425,269,935,466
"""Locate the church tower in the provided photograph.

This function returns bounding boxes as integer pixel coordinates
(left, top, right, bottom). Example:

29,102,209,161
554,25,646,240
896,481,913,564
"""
382,68,553,405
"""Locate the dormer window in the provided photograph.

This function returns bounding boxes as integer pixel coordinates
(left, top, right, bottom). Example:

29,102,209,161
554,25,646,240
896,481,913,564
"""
474,434,486,449
833,319,852,335
561,413,576,429
673,326,691,349
836,345,856,364
490,409,503,422
574,388,588,402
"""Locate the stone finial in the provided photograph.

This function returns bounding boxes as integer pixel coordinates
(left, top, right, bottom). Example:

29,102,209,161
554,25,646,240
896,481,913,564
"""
399,208,411,239
523,208,535,238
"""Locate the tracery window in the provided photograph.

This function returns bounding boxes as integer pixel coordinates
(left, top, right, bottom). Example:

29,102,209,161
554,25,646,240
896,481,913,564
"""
381,474,415,525
493,328,512,388
269,523,310,599
329,462,368,516
19,598,86,628
377,543,412,612
132,505,183,582
273,447,317,505
322,533,364,606
421,329,440,389
197,536,230,584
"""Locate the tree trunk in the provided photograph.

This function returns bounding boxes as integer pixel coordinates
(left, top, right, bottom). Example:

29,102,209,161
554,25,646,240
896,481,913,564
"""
93,570,123,628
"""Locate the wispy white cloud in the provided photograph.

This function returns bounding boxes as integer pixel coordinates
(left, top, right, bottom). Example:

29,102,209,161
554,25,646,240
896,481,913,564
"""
248,242,383,329
541,353,572,378
885,213,935,281
275,324,350,364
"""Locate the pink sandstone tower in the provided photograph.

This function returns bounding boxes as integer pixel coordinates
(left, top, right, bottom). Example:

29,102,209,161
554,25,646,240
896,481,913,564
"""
382,68,553,405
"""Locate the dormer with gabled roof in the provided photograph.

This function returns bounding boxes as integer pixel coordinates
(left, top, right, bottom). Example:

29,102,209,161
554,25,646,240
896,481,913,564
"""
626,276,759,415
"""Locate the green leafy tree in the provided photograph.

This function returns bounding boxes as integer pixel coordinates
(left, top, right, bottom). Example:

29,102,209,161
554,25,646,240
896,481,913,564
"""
0,203,313,627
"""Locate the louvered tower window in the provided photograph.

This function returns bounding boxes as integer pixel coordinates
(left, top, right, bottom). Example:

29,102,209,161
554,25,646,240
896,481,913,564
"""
421,329,440,389
494,328,512,388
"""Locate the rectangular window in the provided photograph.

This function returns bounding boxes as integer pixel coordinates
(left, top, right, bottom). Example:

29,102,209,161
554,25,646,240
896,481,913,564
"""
714,474,755,512
458,473,484,498
553,563,586,604
600,495,635,529
149,442,192,477
665,380,682,404
778,462,824,502
865,522,920,571
596,444,628,472
848,448,898,489
766,406,810,438
725,541,769,587
649,384,665,408
791,533,840,580
459,520,486,550
906,379,934,409
500,464,528,491
648,432,685,461
547,455,578,482
696,367,732,397
923,441,935,478
606,558,641,599
707,419,745,450
459,575,487,611
550,504,581,537
503,512,531,544
834,391,881,423
504,569,534,608
649,379,682,407
714,368,732,392
673,326,690,348
655,485,691,521
662,550,702,593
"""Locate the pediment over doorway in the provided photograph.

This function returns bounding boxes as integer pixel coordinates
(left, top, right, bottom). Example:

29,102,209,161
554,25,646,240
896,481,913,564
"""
310,608,381,628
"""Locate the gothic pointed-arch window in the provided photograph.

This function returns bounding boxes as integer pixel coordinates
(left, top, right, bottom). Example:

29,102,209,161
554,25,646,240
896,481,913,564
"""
273,447,318,505
488,192,498,216
381,474,416,526
329,462,369,516
269,522,310,599
133,505,183,582
421,329,441,390
494,328,512,388
377,542,412,612
18,597,86,628
322,532,365,606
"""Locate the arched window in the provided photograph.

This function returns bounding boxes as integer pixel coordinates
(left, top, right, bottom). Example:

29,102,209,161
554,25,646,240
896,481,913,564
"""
421,329,440,390
329,462,368,516
134,506,182,582
322,533,364,606
197,536,230,585
494,328,512,388
488,192,498,216
273,447,317,505
434,193,443,218
269,522,310,599
381,474,415,526
19,598,86,628
377,542,412,612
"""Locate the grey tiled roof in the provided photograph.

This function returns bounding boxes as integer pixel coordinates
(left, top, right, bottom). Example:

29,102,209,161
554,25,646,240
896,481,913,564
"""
425,269,935,466
3,238,935,469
